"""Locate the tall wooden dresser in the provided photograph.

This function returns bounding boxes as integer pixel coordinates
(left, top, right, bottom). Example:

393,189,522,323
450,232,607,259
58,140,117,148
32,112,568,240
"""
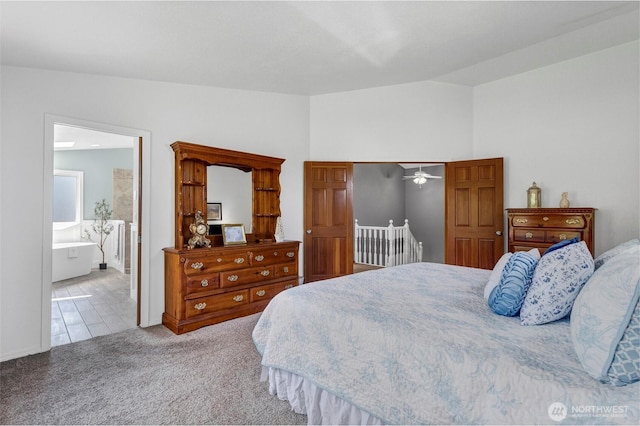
506,208,595,256
163,142,300,334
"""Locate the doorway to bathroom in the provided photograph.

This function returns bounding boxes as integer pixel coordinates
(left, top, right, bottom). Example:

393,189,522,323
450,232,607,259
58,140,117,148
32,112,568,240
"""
49,121,142,346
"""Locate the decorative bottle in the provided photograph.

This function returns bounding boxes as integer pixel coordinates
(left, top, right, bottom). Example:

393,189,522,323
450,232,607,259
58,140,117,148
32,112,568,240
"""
274,216,285,242
559,192,570,208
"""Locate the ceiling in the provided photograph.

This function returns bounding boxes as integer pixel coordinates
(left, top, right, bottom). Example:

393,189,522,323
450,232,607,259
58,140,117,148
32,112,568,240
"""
53,124,135,151
2,1,638,97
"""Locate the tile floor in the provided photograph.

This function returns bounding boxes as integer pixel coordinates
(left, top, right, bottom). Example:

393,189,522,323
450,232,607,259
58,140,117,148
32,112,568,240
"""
51,268,137,347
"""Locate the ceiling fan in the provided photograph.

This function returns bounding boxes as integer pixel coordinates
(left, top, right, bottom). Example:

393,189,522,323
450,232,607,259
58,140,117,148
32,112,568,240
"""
402,166,442,187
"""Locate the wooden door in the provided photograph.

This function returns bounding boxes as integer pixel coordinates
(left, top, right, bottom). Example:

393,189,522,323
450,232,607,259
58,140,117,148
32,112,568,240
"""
445,158,504,269
303,162,353,282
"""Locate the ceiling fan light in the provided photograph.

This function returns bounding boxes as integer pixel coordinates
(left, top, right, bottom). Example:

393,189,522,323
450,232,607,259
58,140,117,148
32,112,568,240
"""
413,176,427,185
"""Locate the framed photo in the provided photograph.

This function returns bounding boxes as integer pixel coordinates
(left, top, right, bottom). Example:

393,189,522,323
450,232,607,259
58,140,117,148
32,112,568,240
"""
207,202,222,220
221,224,247,245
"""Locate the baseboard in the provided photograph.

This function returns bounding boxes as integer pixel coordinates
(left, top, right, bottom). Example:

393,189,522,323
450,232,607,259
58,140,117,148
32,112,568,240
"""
0,344,46,363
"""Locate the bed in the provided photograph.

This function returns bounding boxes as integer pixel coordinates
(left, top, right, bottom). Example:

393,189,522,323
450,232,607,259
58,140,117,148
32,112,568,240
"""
252,242,640,425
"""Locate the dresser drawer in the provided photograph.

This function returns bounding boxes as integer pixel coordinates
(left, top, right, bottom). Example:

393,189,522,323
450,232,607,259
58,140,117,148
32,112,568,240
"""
514,229,545,243
185,290,249,318
185,274,220,295
249,280,297,303
511,214,586,229
275,261,297,278
220,265,275,288
514,229,583,244
182,252,249,276
546,230,582,244
251,246,298,265
250,248,281,265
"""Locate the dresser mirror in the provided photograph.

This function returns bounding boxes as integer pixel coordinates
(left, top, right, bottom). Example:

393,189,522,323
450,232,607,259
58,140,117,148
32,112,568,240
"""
206,165,252,234
171,141,284,249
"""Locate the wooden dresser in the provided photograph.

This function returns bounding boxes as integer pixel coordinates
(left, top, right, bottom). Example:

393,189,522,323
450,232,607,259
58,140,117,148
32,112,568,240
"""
164,142,300,334
506,208,595,256
163,241,299,334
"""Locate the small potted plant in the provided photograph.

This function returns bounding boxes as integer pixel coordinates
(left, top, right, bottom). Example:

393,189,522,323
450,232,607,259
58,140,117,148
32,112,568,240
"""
84,198,114,270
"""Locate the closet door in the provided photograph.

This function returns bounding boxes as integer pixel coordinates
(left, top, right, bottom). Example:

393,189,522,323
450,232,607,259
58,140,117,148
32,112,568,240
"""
303,162,353,282
445,158,504,269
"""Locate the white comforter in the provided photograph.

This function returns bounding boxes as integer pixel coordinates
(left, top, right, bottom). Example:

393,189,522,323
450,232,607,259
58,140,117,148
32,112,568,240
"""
252,262,640,424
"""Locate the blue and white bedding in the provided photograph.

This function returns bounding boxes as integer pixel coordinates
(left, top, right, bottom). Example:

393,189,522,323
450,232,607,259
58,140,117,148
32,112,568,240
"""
252,262,640,425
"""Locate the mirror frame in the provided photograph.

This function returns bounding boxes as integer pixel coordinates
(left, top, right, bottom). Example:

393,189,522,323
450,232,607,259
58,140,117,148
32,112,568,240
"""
171,141,285,248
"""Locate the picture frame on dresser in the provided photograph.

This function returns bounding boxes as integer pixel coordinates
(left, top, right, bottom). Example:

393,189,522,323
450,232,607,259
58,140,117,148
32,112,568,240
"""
222,224,247,245
207,202,222,220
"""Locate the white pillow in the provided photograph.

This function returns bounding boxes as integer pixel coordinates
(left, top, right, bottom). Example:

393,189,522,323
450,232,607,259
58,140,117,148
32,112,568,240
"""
484,253,512,300
594,238,640,270
571,244,640,385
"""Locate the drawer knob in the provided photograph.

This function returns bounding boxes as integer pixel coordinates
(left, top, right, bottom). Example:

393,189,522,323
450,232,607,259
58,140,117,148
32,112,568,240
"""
217,258,222,263
286,252,295,258
200,279,209,287
233,294,244,302
260,270,270,277
194,302,207,310
566,218,580,225
227,275,238,282
543,216,549,221
234,258,245,264
525,232,533,239
283,266,289,273
191,262,204,270
285,284,294,289
559,233,567,240
256,290,266,297
255,255,264,262
515,218,528,224
273,251,278,256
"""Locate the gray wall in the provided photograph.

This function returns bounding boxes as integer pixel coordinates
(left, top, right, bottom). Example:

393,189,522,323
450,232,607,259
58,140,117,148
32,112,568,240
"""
404,165,445,263
353,164,405,226
54,148,133,218
353,163,444,263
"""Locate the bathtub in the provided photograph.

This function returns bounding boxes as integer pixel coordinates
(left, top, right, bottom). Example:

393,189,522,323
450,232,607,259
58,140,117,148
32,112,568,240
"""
52,242,97,282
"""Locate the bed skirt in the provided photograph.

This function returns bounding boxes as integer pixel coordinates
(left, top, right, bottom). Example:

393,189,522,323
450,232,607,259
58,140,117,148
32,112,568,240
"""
261,366,384,425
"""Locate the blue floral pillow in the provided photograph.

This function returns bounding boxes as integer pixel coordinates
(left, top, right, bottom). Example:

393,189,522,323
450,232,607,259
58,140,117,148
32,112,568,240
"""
488,251,539,316
520,241,594,326
571,244,640,385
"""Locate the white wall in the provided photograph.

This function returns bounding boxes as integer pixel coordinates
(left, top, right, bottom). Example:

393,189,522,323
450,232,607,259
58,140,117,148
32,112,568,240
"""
310,80,474,161
473,41,640,255
0,66,309,361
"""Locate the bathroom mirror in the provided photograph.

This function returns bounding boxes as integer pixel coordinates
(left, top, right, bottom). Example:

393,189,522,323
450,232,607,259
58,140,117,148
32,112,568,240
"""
207,166,253,233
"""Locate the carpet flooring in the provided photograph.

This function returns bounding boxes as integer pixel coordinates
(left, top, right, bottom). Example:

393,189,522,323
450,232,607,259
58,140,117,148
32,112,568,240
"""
0,313,307,425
